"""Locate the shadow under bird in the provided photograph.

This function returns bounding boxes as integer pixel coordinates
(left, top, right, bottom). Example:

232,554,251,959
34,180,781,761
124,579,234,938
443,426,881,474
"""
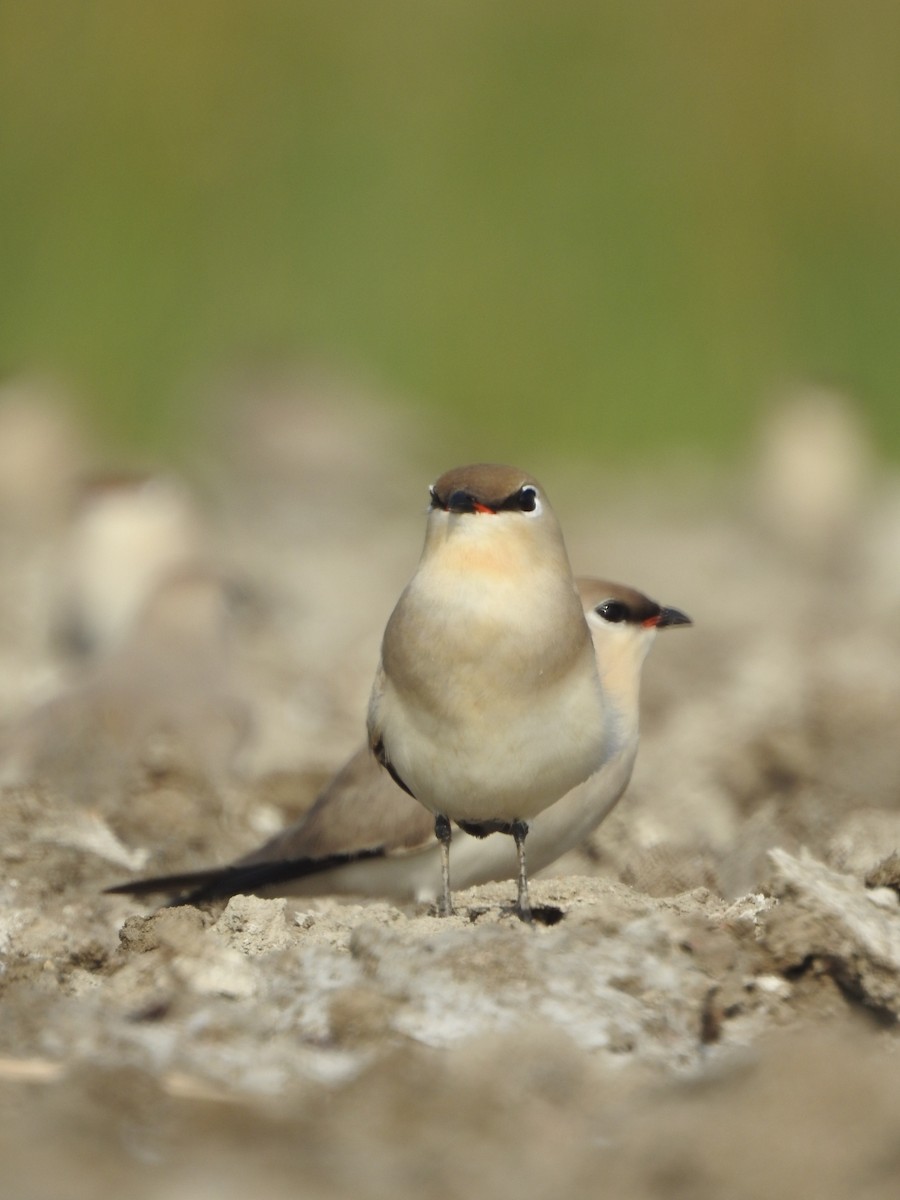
108,464,690,915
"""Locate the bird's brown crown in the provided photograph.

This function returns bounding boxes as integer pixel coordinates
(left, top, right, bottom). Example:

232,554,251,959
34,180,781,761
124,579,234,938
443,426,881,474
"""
430,464,541,513
576,578,661,625
576,578,692,629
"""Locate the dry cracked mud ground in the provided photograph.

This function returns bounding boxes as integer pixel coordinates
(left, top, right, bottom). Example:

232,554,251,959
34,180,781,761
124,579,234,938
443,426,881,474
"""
1,385,900,1200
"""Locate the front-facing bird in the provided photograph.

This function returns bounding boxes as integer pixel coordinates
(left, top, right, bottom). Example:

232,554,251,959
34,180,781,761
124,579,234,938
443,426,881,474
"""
367,464,607,918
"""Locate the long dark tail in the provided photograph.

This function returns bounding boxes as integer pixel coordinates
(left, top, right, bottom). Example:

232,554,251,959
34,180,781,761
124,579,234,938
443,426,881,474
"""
104,846,386,907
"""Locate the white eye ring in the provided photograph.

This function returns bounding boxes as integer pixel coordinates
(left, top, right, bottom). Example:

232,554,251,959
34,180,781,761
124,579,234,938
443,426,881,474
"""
519,485,542,516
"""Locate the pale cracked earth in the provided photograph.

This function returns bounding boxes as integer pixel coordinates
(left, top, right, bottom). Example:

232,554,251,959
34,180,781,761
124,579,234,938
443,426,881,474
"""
1,386,900,1200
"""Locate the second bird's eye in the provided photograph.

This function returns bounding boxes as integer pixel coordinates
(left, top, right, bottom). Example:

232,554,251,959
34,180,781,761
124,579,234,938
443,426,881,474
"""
595,600,629,623
516,486,537,512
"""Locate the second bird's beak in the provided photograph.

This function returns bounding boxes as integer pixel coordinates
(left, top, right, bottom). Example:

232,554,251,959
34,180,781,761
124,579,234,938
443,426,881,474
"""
656,606,692,629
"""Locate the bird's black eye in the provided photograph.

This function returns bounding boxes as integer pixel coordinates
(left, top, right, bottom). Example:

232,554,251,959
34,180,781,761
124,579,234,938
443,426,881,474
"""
516,485,537,512
595,600,630,623
448,489,476,513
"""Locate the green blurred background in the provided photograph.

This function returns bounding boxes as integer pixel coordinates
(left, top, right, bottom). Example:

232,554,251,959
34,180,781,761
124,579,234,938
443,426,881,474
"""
1,0,898,461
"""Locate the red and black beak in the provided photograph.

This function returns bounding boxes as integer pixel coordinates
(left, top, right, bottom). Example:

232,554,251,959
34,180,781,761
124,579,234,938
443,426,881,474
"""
655,606,692,629
447,490,495,515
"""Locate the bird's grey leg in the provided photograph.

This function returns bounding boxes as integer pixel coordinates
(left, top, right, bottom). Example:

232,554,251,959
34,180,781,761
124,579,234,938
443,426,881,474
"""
435,813,453,916
511,819,532,922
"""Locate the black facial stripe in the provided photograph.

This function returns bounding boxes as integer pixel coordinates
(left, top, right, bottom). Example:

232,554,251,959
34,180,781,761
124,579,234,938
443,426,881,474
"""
449,489,477,513
430,484,538,513
496,485,538,513
594,596,662,625
595,599,630,623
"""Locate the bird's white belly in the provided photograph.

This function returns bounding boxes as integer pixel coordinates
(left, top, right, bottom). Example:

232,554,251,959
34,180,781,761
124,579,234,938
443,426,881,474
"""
382,664,606,823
